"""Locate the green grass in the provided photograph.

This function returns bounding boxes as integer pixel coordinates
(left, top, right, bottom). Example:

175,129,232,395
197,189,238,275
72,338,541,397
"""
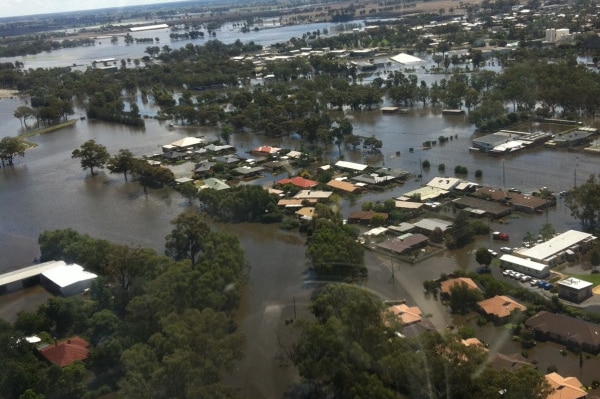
19,119,77,138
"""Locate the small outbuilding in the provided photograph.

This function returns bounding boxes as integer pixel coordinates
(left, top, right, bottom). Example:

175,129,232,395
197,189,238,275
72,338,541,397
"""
557,277,593,303
40,263,97,297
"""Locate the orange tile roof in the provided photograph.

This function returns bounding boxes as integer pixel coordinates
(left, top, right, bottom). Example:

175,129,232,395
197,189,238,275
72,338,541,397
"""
39,337,89,367
545,372,586,399
477,295,527,319
439,277,480,295
388,303,422,325
326,179,359,193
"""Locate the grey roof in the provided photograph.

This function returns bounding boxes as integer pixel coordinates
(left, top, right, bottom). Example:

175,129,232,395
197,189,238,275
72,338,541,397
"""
194,161,215,172
413,218,453,232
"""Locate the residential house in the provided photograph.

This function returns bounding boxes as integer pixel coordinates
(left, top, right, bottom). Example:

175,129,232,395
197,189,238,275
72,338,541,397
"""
439,277,481,298
452,196,512,219
194,161,215,175
277,176,318,189
200,178,230,191
412,218,453,236
475,187,549,213
545,372,587,399
39,337,89,367
295,207,315,220
293,190,332,203
376,234,429,256
326,179,361,194
231,165,264,178
347,210,388,225
388,303,423,326
525,311,600,354
205,143,235,154
252,145,282,157
487,352,534,371
477,295,526,323
213,154,241,165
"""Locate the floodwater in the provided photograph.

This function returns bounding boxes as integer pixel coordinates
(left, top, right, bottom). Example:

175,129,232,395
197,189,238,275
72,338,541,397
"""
1,23,600,398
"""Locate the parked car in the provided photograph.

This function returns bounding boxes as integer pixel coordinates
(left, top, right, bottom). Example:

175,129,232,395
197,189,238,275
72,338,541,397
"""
530,279,539,286
493,232,510,241
488,249,498,257
543,283,554,290
502,269,513,277
520,275,531,283
513,272,523,280
500,247,512,253
537,280,548,288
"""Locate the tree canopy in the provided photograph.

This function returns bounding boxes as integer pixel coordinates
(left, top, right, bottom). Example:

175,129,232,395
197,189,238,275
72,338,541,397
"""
565,174,600,232
306,219,365,278
291,283,550,399
0,136,28,166
71,139,109,176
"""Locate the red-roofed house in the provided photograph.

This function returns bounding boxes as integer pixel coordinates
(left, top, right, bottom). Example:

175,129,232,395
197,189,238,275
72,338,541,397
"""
252,146,282,156
39,337,89,367
277,176,318,189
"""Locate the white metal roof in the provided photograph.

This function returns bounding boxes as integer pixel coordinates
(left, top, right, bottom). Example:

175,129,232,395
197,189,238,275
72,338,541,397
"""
335,160,368,171
0,260,67,286
389,53,424,64
500,254,549,272
558,277,593,290
425,177,461,190
518,230,596,262
41,264,97,288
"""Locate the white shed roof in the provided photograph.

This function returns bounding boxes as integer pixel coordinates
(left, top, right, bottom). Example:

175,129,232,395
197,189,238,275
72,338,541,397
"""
519,230,596,262
335,160,368,171
41,264,97,288
390,53,424,64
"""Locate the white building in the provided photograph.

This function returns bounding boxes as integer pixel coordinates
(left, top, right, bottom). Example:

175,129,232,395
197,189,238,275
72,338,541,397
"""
515,230,596,266
41,263,97,297
545,28,570,43
557,277,593,303
500,254,550,278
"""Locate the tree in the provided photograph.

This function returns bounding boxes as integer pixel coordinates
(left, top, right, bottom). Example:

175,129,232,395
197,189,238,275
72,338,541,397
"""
0,136,28,166
449,282,483,314
179,182,198,205
292,284,393,398
306,219,365,278
13,106,35,129
475,247,493,267
219,124,232,144
538,222,555,241
71,139,109,176
107,149,135,181
165,210,211,267
565,175,600,231
470,366,551,399
131,159,175,194
590,250,600,273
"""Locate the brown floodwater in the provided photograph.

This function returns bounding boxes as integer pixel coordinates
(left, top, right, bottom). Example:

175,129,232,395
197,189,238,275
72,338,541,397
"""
1,77,600,399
